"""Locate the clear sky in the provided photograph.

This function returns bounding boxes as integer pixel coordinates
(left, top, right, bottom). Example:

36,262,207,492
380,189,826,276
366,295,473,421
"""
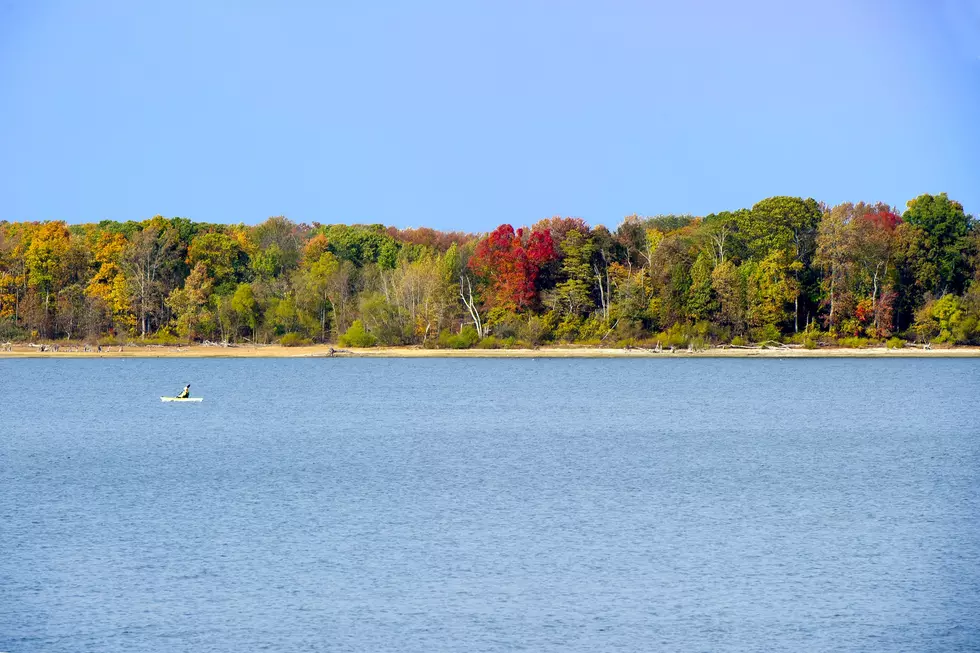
1,0,977,231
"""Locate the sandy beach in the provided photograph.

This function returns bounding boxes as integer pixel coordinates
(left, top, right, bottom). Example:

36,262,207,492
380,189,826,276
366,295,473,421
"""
2,343,978,358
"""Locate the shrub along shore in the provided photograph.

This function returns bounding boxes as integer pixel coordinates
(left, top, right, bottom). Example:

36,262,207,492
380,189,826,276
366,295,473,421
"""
2,193,978,350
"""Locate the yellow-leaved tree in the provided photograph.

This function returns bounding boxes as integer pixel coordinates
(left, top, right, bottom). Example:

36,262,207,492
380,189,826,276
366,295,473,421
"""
24,221,71,336
86,233,135,334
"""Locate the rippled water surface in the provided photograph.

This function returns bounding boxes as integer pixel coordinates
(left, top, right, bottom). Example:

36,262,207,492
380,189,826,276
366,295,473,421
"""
2,358,979,652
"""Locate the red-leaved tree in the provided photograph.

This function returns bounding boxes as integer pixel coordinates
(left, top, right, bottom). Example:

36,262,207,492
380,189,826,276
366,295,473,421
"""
468,224,557,311
860,208,902,231
856,207,902,335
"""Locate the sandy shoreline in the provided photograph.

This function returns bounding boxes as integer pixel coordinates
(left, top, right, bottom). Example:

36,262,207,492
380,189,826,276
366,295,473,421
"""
1,343,978,358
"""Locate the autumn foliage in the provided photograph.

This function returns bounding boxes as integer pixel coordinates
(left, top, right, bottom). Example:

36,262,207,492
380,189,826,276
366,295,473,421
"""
0,192,976,347
860,208,901,231
467,224,557,312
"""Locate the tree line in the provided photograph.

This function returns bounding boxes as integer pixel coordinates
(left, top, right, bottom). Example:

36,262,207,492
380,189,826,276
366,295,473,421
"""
1,193,977,348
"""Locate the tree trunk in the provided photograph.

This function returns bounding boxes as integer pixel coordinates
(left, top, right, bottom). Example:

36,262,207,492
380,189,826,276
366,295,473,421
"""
140,281,149,338
794,295,798,333
320,303,327,343
594,262,610,322
829,273,835,328
459,275,484,338
381,271,391,303
872,266,879,332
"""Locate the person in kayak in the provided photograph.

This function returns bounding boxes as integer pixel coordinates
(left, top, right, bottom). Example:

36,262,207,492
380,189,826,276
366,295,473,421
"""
177,384,190,399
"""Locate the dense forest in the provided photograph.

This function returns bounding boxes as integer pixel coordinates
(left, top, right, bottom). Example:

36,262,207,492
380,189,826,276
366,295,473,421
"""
1,193,977,348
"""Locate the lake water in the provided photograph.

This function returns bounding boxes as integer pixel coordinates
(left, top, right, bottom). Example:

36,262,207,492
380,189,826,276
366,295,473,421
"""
1,358,979,652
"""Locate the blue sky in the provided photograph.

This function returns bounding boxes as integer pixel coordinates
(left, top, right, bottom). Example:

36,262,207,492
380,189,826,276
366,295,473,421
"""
1,0,977,231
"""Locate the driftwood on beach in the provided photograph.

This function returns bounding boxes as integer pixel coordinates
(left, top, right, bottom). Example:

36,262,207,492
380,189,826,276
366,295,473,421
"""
622,339,800,354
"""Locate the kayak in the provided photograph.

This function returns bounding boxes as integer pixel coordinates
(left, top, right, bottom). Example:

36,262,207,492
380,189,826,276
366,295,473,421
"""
161,397,203,402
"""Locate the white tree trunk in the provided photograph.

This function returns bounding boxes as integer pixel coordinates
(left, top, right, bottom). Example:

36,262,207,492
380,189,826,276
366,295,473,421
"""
459,275,485,338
